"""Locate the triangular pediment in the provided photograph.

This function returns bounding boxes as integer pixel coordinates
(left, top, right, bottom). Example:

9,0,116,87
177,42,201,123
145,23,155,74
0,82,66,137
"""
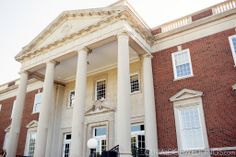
85,99,115,116
16,7,123,58
170,89,203,102
233,83,236,90
26,120,38,128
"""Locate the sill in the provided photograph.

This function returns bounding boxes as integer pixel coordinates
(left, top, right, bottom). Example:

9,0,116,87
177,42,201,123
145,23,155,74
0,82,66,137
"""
174,74,194,81
131,91,141,95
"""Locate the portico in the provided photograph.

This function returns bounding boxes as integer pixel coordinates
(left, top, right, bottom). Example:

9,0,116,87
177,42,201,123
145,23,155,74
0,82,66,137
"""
6,2,158,157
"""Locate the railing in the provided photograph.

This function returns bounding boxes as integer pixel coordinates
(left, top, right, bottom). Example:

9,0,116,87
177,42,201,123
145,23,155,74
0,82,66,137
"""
101,145,119,157
154,0,236,34
161,17,192,33
212,0,236,14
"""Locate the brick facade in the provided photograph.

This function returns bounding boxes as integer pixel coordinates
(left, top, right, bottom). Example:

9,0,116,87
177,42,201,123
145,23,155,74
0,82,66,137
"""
152,28,236,156
0,89,40,155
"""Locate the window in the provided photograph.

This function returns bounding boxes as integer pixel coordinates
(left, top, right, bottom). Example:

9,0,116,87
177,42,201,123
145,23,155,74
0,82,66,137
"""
178,106,204,150
0,104,2,112
68,91,75,107
172,49,193,80
93,126,107,155
62,133,71,157
95,80,106,100
131,124,145,150
130,74,140,93
229,35,236,65
11,100,16,119
170,89,209,156
33,93,42,113
26,131,37,157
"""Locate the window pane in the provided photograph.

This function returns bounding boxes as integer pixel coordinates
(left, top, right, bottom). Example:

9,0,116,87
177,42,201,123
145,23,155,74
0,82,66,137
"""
180,107,204,150
130,74,140,93
94,127,107,136
131,124,144,132
174,51,192,78
96,80,106,100
28,132,36,156
232,37,236,55
69,91,75,107
33,93,42,113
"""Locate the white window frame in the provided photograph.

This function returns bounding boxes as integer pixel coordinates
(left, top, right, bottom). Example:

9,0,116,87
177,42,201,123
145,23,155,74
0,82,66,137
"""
95,79,106,101
92,126,107,155
32,92,42,114
24,124,37,157
3,129,10,150
11,100,16,119
62,132,72,157
131,124,145,149
130,73,140,94
170,89,210,157
171,49,193,80
67,90,75,108
228,35,236,66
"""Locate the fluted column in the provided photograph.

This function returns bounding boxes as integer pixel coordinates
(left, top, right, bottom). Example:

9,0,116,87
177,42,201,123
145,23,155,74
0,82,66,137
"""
6,72,28,157
116,32,132,157
143,55,158,155
70,48,88,157
34,61,55,157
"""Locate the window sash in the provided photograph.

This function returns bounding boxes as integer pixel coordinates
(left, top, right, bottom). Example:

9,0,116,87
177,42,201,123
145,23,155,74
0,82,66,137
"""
172,49,193,79
27,132,36,156
178,106,205,150
130,74,140,93
95,80,106,100
229,35,236,65
93,126,107,155
33,93,42,113
63,133,71,157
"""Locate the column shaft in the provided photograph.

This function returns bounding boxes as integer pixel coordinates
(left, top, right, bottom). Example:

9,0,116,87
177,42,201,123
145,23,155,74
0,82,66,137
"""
70,48,88,157
34,61,55,157
116,33,132,156
143,55,158,154
6,72,28,157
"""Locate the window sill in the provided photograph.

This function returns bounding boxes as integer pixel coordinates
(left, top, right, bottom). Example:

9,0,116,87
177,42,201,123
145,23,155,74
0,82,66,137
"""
131,91,141,95
174,74,194,81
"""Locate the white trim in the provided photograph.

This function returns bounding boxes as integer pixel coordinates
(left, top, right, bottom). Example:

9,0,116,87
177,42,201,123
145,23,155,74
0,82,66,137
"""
10,100,16,119
170,89,203,102
95,79,106,101
171,49,194,80
0,104,2,112
228,34,236,66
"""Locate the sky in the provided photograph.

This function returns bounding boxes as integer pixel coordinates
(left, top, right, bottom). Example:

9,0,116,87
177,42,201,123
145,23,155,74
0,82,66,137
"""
0,0,225,85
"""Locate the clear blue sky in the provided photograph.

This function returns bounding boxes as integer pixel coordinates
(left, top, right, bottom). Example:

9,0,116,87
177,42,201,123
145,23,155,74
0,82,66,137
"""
0,0,224,84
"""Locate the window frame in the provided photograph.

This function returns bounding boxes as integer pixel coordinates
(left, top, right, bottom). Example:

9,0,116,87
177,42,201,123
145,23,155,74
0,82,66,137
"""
67,90,75,108
228,34,236,66
32,92,42,114
172,93,210,156
24,129,37,156
95,79,106,101
62,132,72,157
92,126,107,155
130,73,140,94
171,49,194,80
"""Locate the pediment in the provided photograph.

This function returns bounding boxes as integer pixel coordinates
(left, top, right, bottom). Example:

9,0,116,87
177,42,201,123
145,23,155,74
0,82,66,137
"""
233,83,236,90
170,89,203,102
85,99,115,116
26,120,38,128
16,7,122,58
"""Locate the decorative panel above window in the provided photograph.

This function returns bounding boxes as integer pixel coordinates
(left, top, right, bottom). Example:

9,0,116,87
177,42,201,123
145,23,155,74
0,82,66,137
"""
95,80,106,100
130,74,140,93
229,35,236,65
172,49,193,80
33,93,42,113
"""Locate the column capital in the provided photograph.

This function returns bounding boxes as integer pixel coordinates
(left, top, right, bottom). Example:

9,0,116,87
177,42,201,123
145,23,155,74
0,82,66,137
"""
77,47,91,55
142,53,153,59
117,31,129,38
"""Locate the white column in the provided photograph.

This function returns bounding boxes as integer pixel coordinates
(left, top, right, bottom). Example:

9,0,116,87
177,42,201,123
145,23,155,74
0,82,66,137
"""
6,72,28,157
70,48,88,157
34,61,55,157
116,32,132,157
143,55,158,154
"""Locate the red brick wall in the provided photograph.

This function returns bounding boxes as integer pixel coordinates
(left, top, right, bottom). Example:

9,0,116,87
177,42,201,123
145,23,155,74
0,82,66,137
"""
152,28,236,155
0,89,41,155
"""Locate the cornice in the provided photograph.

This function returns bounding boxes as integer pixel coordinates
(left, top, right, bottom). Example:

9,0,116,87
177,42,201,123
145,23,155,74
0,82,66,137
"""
16,8,153,62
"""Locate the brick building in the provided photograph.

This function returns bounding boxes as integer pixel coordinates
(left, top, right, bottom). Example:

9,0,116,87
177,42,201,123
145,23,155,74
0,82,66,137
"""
0,0,236,157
